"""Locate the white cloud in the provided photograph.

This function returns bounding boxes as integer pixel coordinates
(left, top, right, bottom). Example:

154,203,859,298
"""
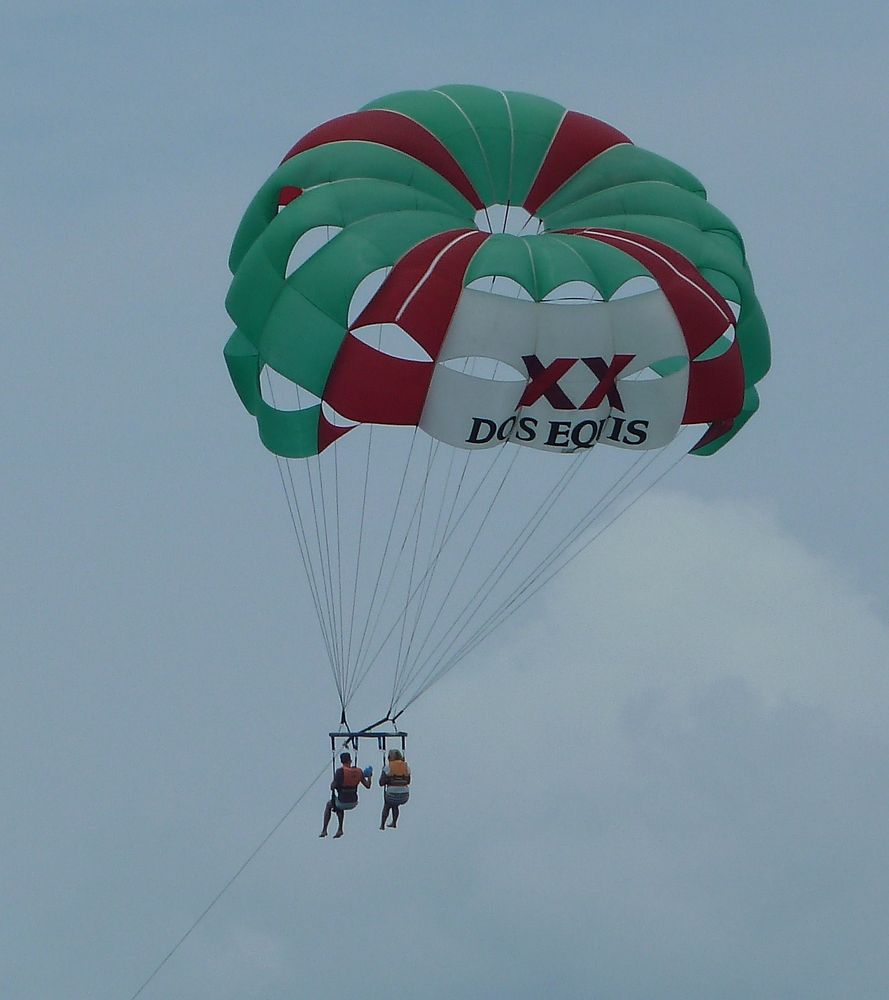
511,491,889,727
336,488,889,999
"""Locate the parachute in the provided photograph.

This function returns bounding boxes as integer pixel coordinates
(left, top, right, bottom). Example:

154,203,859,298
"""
224,85,769,726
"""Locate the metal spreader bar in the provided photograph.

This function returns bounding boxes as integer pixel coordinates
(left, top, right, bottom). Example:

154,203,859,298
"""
329,730,408,754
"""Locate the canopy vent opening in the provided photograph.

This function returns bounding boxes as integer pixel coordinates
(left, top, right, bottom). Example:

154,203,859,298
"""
474,204,543,236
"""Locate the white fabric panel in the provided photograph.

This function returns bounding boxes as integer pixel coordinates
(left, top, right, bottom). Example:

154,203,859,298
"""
599,368,689,450
420,288,692,453
420,363,525,449
608,289,688,372
439,289,539,364
439,287,687,371
507,366,686,453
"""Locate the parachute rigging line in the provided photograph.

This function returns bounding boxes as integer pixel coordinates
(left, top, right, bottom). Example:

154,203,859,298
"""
392,433,438,703
395,447,621,708
314,436,343,680
387,438,466,711
332,429,476,693
346,438,521,710
388,429,501,709
342,422,374,693
504,432,695,611
266,372,344,708
337,425,426,706
397,432,695,712
390,443,595,708
278,381,673,720
271,377,696,722
492,439,687,625
389,442,541,707
273,452,336,669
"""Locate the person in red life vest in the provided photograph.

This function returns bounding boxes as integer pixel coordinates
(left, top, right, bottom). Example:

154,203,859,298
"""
320,751,372,838
379,748,411,830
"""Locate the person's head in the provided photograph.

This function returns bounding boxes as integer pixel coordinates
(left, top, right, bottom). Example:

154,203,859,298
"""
340,752,352,765
387,748,404,761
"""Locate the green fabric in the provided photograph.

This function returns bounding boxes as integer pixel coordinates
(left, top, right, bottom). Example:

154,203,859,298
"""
537,144,706,217
362,86,565,207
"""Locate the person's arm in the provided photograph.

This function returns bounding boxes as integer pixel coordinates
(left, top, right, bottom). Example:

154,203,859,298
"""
361,774,372,788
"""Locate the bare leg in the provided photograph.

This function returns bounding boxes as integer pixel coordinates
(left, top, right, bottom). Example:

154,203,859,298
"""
320,799,333,836
333,807,345,838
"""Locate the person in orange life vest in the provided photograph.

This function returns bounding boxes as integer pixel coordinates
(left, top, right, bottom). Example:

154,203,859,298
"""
379,748,411,830
320,752,371,838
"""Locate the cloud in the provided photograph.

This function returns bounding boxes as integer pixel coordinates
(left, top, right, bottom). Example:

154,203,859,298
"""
524,491,888,727
295,488,889,1000
125,489,886,999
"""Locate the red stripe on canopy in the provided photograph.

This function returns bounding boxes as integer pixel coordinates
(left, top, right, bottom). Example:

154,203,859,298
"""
317,414,353,453
321,230,488,430
323,342,432,427
692,418,735,452
277,185,303,207
345,229,487,356
282,110,483,210
683,340,745,424
563,228,744,426
565,229,736,359
524,111,630,215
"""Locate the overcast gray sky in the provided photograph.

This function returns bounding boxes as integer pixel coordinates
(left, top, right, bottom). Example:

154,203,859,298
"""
4,2,889,998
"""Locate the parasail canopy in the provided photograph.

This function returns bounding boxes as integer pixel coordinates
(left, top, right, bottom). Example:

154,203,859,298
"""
224,85,769,723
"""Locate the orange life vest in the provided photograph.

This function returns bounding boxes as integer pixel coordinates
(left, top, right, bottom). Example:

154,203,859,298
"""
385,760,410,785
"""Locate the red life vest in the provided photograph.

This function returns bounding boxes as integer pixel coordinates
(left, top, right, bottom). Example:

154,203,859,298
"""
340,765,363,789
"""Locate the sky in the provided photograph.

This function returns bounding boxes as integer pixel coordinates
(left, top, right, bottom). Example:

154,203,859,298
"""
3,2,889,998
